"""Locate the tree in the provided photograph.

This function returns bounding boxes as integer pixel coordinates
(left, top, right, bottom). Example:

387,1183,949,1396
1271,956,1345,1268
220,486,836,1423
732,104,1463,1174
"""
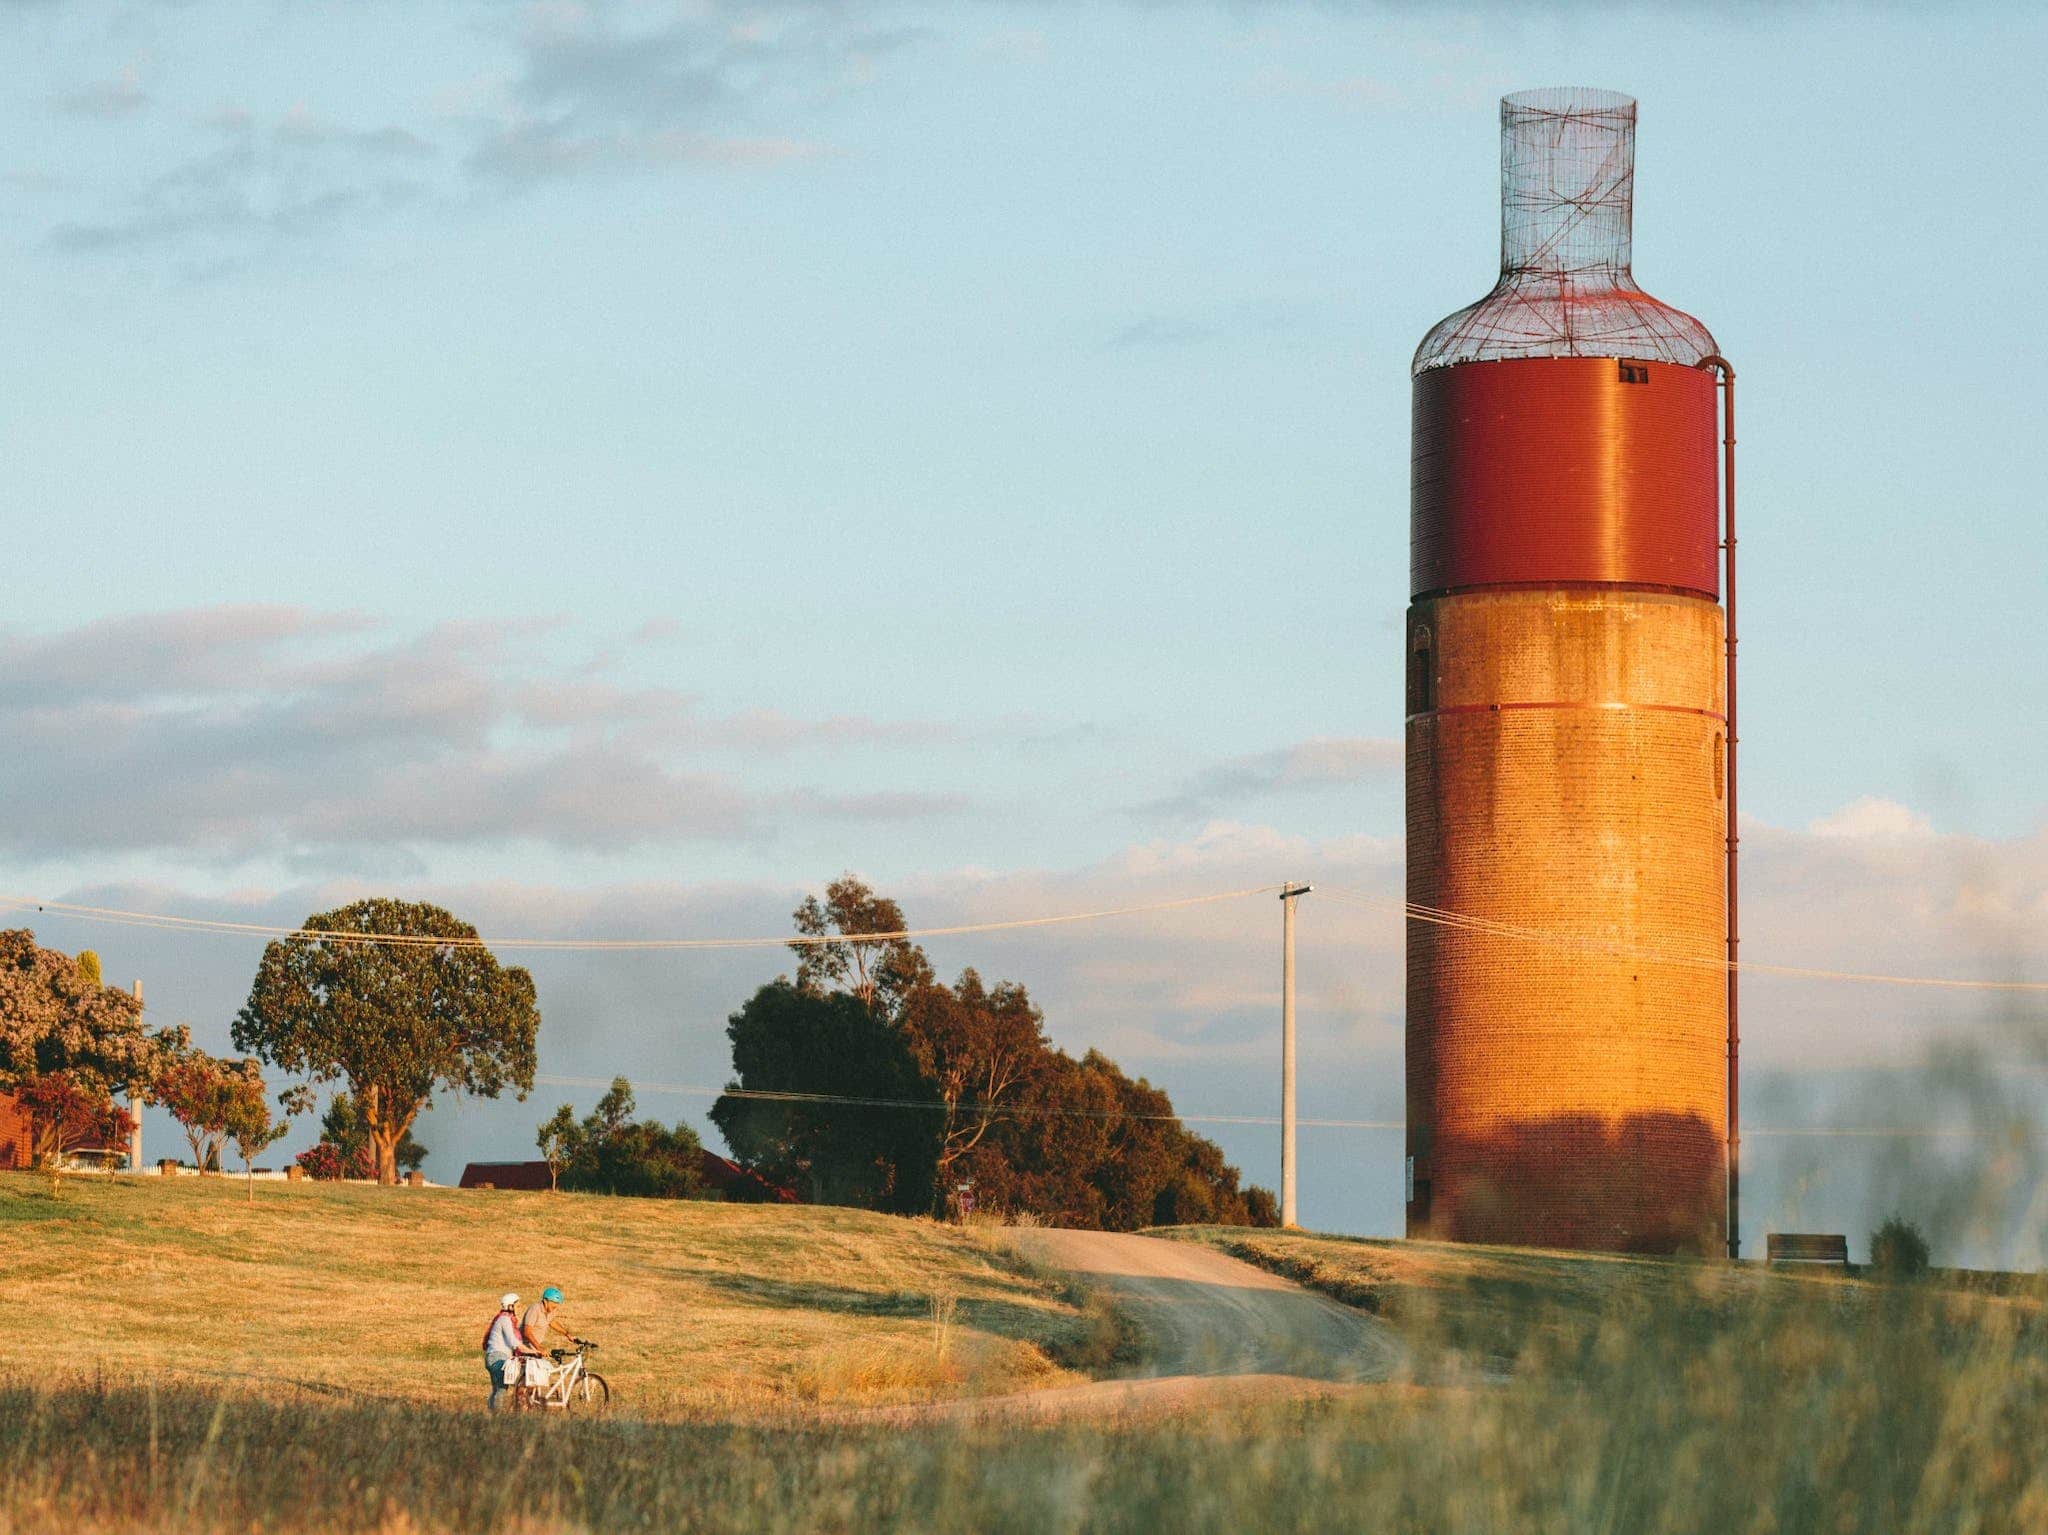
313,1092,426,1178
898,969,1045,1194
791,876,933,1015
76,951,103,988
950,1049,1278,1232
1,929,167,1100
544,1079,706,1199
2,930,175,1171
1870,1215,1932,1280
537,1103,583,1193
16,1072,134,1171
714,881,1276,1230
157,1050,267,1172
224,1071,289,1203
713,981,938,1211
232,899,539,1185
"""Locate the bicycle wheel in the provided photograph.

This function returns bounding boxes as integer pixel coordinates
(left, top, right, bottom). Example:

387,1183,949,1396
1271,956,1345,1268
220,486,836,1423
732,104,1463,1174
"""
568,1372,609,1413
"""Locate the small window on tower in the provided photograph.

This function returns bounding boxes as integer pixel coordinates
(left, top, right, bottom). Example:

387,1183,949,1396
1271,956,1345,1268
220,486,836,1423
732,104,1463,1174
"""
1714,732,1726,799
1619,360,1651,384
1408,626,1435,715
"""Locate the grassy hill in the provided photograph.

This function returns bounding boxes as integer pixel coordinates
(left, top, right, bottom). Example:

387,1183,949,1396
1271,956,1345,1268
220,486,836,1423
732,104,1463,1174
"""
1167,1224,2048,1373
10,1176,2047,1532
1,1173,1118,1414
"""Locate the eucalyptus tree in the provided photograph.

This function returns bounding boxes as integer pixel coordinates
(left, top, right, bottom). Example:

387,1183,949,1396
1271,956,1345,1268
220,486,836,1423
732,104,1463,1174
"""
234,899,538,1185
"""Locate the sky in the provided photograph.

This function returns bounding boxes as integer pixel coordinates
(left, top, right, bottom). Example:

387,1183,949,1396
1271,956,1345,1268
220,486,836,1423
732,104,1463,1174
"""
3,1,2044,1257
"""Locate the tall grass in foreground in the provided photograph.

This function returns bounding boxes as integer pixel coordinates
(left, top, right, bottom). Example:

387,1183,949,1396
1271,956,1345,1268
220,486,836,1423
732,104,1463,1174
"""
8,1276,2044,1534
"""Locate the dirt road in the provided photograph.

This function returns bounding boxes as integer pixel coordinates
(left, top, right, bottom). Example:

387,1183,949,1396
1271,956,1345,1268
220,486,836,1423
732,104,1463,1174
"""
1015,1229,1404,1383
857,1230,1403,1422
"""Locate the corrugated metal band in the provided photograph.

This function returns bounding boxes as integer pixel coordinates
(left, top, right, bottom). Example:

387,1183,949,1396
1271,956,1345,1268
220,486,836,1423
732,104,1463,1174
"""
1427,580,1715,601
1412,700,1726,723
1411,355,1719,600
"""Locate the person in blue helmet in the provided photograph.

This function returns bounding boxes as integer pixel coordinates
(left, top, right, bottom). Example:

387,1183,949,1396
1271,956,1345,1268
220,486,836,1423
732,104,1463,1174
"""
521,1286,567,1356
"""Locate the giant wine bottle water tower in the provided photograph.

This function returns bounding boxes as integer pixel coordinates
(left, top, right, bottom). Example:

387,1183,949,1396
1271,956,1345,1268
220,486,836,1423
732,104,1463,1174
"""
1404,88,1739,1255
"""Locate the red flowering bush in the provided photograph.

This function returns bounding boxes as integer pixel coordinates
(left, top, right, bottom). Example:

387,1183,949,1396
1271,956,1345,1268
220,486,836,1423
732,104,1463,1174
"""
294,1141,373,1181
17,1071,133,1168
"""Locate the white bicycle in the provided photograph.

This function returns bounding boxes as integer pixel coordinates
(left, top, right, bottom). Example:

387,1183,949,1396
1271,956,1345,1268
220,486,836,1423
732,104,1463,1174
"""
511,1338,610,1413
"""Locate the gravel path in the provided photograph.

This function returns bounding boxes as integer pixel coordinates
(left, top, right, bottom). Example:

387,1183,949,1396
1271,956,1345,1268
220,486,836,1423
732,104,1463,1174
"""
1015,1229,1406,1383
854,1229,1404,1423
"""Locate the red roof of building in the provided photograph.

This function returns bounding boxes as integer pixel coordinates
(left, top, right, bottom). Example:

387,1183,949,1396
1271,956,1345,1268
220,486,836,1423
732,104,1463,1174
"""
457,1160,553,1192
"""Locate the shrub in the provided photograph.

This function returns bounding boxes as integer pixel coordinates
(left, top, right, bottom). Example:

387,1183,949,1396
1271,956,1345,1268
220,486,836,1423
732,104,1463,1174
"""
1869,1215,1931,1279
544,1079,707,1200
294,1142,370,1181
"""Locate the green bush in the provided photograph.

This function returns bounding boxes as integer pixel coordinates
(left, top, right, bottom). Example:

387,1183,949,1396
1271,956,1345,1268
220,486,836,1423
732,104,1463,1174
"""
1870,1215,1932,1279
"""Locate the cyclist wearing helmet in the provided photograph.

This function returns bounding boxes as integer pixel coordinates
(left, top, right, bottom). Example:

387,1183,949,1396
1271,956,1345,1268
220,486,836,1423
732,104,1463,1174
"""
483,1293,523,1411
521,1286,567,1354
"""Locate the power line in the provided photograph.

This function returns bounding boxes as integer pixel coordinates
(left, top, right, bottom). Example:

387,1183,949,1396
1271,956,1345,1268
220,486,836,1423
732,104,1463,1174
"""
1317,887,2048,993
5,879,2038,990
0,885,1281,953
537,1075,1992,1141
531,1074,1400,1131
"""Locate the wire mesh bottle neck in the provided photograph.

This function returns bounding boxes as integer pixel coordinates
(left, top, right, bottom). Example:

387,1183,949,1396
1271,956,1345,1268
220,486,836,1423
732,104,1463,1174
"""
1412,86,1715,374
1500,87,1634,284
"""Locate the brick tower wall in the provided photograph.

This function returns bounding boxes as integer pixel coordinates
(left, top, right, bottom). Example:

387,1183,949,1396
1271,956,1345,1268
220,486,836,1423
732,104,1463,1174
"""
1404,588,1727,1252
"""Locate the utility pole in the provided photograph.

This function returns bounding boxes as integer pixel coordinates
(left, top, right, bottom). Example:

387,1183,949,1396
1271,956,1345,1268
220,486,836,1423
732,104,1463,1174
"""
1278,883,1312,1227
128,979,145,1173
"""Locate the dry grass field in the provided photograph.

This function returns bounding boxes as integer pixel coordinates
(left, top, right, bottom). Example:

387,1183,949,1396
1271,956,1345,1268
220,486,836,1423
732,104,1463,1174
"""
11,1175,2048,1532
1165,1223,2048,1371
2,1172,1117,1414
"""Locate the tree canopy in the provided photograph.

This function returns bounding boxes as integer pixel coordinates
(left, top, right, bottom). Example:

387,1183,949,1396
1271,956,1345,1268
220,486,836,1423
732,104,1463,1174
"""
539,1078,706,1199
232,899,538,1184
791,876,933,1014
156,1049,267,1172
713,878,1276,1230
1,929,177,1106
713,980,938,1210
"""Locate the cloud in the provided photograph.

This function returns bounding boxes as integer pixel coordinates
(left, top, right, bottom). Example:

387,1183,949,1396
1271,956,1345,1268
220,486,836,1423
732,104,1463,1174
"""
53,65,148,120
463,3,902,186
1809,795,1936,841
23,795,2043,1243
785,788,971,821
35,5,914,254
0,606,962,864
468,124,827,183
46,123,433,254
273,104,437,160
1140,737,1402,820
0,605,374,706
